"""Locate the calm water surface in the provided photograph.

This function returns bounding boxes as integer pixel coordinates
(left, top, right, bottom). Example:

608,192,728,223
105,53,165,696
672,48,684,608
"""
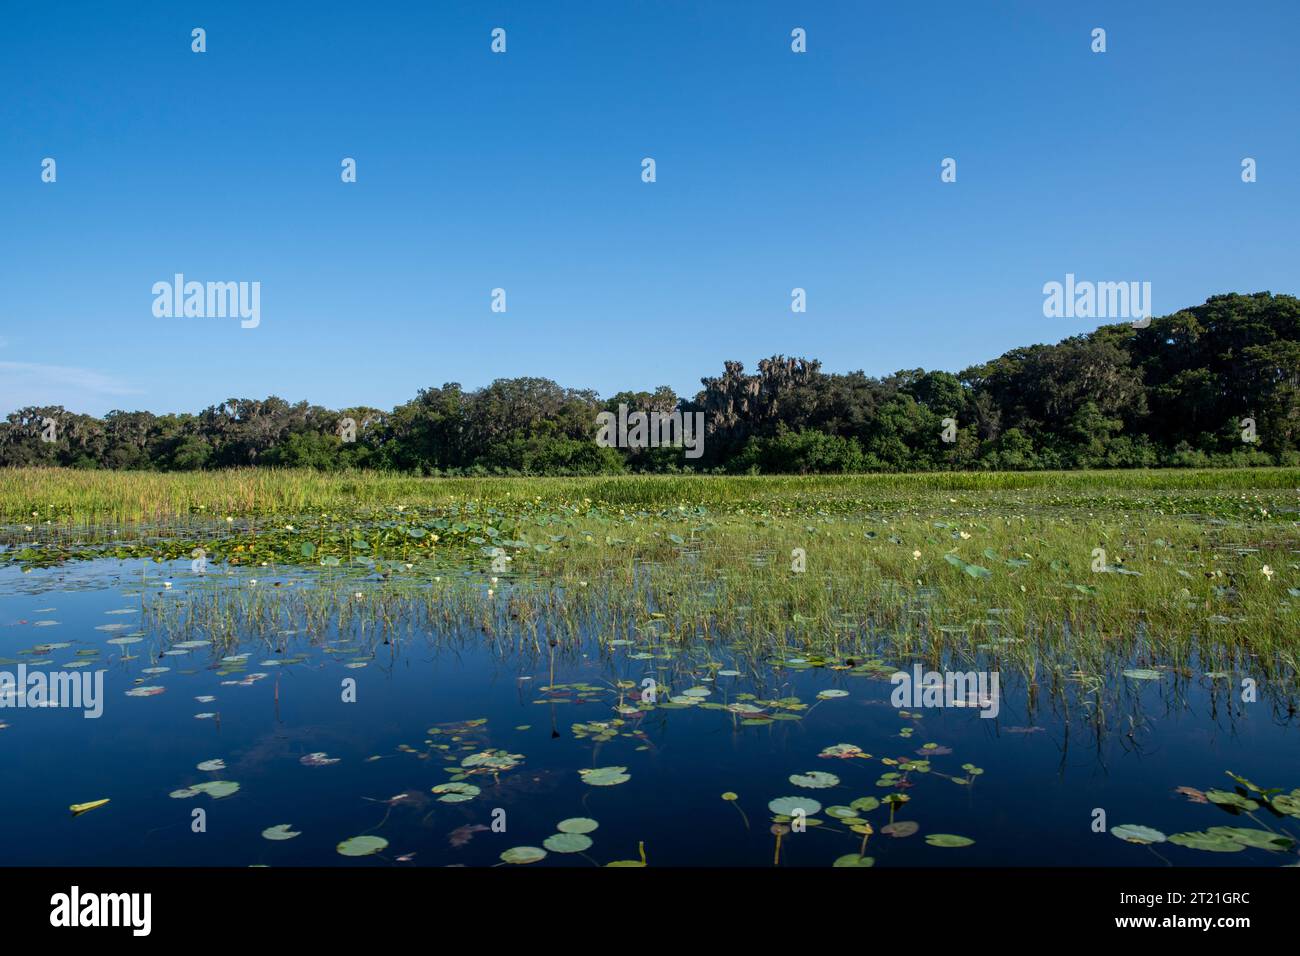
1,560,1295,867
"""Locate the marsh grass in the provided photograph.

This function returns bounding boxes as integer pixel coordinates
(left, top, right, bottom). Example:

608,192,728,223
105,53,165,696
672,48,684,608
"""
4,466,1300,522
5,467,1300,714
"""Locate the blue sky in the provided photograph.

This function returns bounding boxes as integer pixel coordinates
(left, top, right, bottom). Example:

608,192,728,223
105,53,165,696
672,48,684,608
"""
2,0,1297,416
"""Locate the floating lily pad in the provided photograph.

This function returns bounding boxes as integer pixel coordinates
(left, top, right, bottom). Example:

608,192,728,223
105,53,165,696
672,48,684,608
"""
832,854,875,867
768,796,821,816
579,766,630,787
1206,826,1295,851
1167,831,1246,852
557,817,599,834
1205,790,1259,811
543,832,593,853
500,846,547,865
432,782,481,803
789,771,839,789
262,824,301,841
337,835,388,857
1111,824,1166,844
882,820,919,838
925,833,974,847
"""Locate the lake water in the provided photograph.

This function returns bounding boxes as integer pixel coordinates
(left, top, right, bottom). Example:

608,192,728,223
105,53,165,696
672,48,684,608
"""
1,558,1296,867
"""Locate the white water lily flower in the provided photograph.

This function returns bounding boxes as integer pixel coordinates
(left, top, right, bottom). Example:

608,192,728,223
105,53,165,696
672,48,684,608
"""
912,550,921,560
1261,565,1274,580
163,582,172,589
959,531,971,540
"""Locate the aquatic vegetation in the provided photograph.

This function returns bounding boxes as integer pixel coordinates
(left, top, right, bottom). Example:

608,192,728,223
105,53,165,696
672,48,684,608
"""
500,846,546,865
432,783,481,803
579,767,630,787
337,835,387,857
69,799,109,816
1117,772,1299,861
926,834,975,848
170,781,240,799
262,824,301,841
4,468,1300,868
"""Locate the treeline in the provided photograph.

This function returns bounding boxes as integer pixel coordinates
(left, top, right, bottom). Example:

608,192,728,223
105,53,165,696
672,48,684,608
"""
4,292,1298,475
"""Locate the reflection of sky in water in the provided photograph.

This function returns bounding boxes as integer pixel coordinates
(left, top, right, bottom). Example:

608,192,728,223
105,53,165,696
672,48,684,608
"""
0,561,1295,867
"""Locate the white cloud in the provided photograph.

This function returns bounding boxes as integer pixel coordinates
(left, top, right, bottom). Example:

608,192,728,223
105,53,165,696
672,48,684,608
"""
0,362,142,416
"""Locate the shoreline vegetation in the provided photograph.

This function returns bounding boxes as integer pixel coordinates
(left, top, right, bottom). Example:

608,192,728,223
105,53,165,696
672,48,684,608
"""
2,465,1298,521
1,292,1297,476
2,468,1298,690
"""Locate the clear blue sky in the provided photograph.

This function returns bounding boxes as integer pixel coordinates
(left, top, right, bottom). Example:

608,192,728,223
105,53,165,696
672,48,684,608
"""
2,0,1296,416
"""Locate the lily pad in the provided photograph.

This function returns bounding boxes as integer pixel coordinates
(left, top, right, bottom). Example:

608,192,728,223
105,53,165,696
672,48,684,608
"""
1205,790,1259,811
789,771,839,789
768,796,822,816
262,824,301,841
543,832,593,853
557,817,599,834
337,835,388,857
500,846,547,865
579,766,630,787
1111,824,1166,845
432,782,482,803
1167,831,1245,852
925,833,974,848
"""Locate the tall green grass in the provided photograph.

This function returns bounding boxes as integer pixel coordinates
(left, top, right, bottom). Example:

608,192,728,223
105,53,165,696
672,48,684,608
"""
4,466,1298,522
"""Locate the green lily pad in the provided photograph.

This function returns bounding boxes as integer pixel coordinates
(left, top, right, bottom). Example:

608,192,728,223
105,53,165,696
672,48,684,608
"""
832,854,875,867
543,832,593,853
768,796,821,816
1205,790,1259,811
432,782,481,803
1206,826,1295,851
579,766,630,787
337,835,388,857
500,846,547,865
262,824,301,841
789,771,839,789
881,820,919,838
925,833,974,848
1167,831,1245,852
557,817,599,834
1111,824,1166,844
